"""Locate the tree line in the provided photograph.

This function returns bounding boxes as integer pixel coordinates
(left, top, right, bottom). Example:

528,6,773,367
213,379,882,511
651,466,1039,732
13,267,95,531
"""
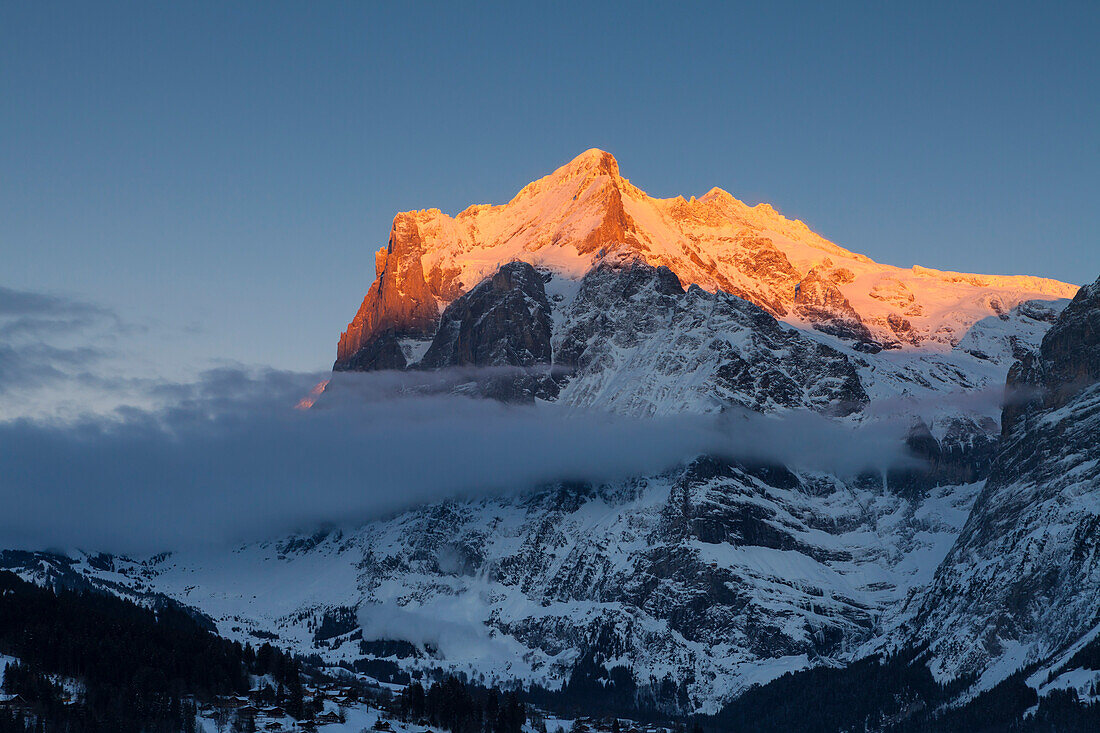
396,676,527,733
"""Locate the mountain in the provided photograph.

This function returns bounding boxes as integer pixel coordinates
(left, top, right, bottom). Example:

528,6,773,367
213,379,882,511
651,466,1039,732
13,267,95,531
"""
5,151,1095,727
4,281,1072,717
335,149,1075,370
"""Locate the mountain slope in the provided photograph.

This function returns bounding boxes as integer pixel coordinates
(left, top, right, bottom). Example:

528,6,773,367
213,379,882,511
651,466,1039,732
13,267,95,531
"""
896,276,1100,686
11,457,978,714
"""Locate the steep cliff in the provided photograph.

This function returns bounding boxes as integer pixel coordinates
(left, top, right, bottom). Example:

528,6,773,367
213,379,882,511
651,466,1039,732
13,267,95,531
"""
335,212,440,370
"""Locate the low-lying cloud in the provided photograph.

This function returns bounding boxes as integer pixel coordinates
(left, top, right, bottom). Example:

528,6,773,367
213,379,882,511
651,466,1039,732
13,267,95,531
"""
0,367,916,555
0,286,119,336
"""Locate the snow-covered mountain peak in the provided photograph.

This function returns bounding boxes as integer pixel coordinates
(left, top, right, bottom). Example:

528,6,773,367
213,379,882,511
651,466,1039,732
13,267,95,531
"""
336,151,1077,369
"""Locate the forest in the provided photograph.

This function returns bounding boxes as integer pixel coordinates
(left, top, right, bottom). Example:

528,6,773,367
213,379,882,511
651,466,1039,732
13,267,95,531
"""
0,571,301,732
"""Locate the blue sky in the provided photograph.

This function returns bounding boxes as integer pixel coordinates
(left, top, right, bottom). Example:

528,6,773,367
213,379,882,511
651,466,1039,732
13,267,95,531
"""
2,0,1098,375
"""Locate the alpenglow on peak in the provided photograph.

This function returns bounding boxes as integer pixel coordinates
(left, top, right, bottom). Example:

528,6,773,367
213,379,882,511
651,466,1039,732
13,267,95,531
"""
336,149,1076,367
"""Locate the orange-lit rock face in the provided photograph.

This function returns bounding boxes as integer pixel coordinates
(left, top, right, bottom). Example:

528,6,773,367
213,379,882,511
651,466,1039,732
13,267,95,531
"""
336,213,440,365
336,149,1078,365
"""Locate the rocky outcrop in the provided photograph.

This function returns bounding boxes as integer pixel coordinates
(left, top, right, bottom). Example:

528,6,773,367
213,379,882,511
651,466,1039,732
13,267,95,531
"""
1032,278,1100,404
335,213,439,370
717,234,803,317
793,269,877,348
419,261,557,402
553,257,870,416
886,417,999,497
420,262,553,369
570,151,638,255
1000,279,1100,434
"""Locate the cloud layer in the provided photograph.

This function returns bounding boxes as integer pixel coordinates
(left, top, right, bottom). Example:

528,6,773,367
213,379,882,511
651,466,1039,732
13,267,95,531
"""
0,367,916,554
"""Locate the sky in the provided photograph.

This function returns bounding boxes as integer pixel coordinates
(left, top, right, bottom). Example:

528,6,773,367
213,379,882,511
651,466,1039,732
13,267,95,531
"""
2,1,1098,378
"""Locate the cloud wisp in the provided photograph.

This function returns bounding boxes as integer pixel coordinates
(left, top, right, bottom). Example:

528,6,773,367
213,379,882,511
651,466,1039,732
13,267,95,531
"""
0,287,113,392
0,284,155,423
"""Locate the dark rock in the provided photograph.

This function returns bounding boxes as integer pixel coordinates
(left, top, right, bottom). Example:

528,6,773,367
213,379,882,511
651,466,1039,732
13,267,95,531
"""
419,261,557,402
794,269,876,345
332,330,407,372
1002,277,1100,434
1035,277,1100,408
886,417,999,496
